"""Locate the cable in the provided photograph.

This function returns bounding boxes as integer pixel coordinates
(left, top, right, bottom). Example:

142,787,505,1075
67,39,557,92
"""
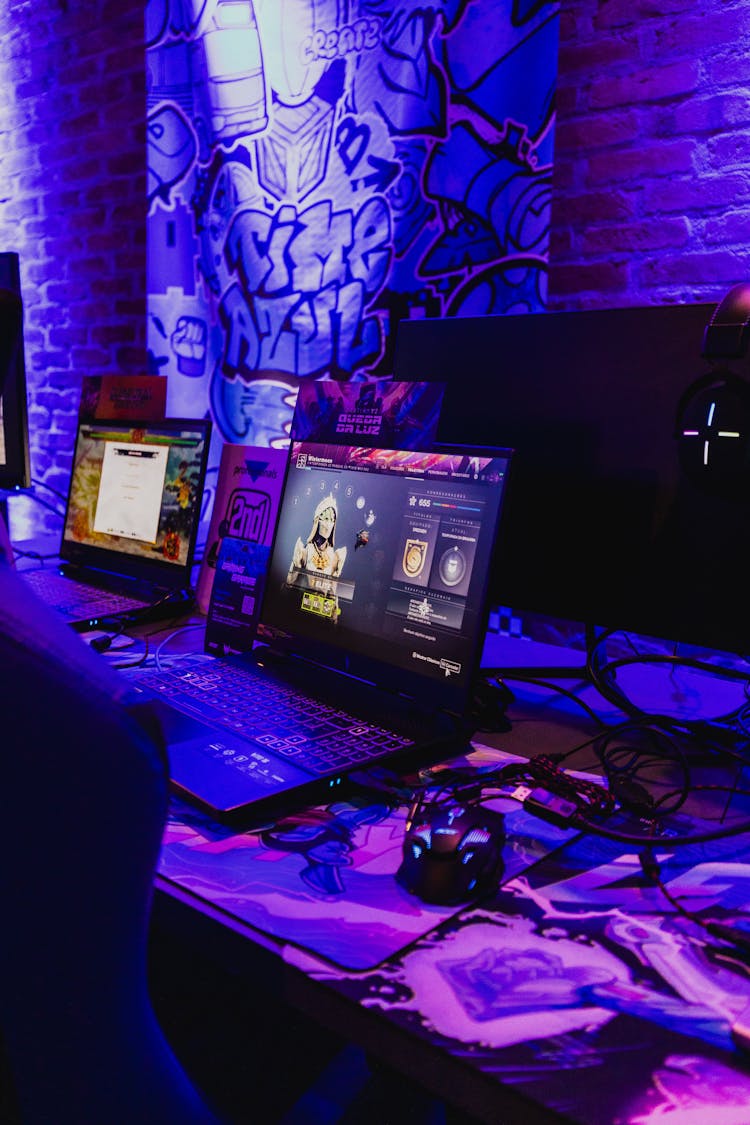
538,718,694,820
566,813,750,848
492,643,750,831
13,548,59,563
109,636,150,671
348,726,750,851
22,491,65,519
595,655,749,722
639,847,750,960
84,589,196,639
513,731,750,845
593,719,692,817
586,627,750,724
31,477,68,504
652,781,750,810
421,742,750,848
483,669,607,728
154,622,206,670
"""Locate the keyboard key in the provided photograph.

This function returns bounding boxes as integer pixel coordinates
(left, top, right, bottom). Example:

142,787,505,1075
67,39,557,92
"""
140,655,412,774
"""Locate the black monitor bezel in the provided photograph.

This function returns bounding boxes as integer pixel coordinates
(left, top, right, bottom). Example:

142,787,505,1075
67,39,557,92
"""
0,253,31,491
258,440,513,716
393,303,750,657
59,415,212,589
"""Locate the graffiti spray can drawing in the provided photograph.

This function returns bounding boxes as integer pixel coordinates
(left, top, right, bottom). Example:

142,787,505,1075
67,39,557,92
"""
254,0,340,107
189,0,268,145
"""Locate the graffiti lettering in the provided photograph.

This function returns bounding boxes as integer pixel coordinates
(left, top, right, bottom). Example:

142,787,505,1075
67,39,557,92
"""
335,118,399,195
352,154,401,194
219,283,259,378
227,491,270,540
225,198,391,303
289,202,351,292
221,187,393,382
301,18,381,64
220,276,385,381
350,198,391,295
336,117,370,177
266,207,298,291
225,210,273,294
287,285,337,375
144,0,558,456
254,291,302,371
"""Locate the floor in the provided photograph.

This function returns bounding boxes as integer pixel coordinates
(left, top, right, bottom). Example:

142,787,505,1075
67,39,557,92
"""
0,933,468,1125
147,922,476,1125
0,936,472,1125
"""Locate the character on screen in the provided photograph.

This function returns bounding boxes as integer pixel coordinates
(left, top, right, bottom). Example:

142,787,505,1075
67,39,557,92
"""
290,494,347,578
168,460,192,510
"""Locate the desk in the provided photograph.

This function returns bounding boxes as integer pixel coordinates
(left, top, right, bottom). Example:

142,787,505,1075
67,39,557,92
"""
140,626,750,1125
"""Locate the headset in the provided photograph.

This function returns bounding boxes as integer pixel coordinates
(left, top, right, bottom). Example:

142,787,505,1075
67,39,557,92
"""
675,282,750,498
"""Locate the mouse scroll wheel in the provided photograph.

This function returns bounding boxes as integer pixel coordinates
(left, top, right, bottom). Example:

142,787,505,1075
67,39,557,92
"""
431,825,460,854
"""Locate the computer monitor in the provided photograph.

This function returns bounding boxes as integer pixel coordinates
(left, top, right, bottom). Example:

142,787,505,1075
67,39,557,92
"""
0,252,31,491
393,302,750,656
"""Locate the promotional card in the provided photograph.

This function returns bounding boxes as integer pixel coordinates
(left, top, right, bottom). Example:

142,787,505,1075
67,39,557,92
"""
78,374,167,421
196,442,288,614
204,537,271,655
291,380,445,450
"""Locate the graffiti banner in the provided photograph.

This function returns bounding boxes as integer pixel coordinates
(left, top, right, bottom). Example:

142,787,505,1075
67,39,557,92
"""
146,0,558,462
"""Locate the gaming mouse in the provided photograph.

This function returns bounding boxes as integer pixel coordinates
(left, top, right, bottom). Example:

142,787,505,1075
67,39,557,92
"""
396,804,505,906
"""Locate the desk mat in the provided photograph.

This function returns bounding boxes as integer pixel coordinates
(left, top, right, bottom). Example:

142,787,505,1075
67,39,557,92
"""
297,829,750,1124
158,745,576,971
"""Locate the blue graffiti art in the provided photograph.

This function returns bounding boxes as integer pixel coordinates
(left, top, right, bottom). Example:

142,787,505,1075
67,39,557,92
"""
146,0,559,464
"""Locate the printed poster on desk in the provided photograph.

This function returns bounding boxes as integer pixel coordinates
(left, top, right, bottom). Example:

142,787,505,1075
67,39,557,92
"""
195,442,288,614
291,380,445,449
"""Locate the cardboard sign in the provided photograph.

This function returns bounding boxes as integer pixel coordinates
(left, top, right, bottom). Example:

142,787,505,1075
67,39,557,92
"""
78,375,167,421
291,379,445,449
204,537,271,655
195,442,288,614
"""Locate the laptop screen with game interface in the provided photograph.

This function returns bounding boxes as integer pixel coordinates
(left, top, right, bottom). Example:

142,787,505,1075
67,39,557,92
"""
260,441,511,711
60,417,211,586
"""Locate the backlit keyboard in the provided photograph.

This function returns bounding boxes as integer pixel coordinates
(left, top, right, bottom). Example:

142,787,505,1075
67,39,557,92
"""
136,655,413,774
22,569,148,618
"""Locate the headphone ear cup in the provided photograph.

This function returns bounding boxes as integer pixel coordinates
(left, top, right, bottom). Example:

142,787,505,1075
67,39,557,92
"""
675,367,750,497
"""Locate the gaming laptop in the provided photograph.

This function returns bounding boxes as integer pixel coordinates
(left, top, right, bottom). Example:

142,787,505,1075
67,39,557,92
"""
126,440,512,825
22,416,211,629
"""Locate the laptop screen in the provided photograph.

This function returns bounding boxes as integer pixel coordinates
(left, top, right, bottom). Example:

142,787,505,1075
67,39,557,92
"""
60,417,211,587
260,441,511,712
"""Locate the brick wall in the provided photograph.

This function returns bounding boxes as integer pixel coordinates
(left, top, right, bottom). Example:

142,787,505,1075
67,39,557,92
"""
550,0,750,309
0,0,146,534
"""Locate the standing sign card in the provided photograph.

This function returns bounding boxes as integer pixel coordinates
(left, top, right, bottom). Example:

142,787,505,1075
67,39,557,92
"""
204,537,271,655
78,374,167,421
291,380,445,449
196,442,288,614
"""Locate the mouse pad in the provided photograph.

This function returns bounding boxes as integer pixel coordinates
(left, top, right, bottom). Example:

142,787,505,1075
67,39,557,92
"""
157,745,579,971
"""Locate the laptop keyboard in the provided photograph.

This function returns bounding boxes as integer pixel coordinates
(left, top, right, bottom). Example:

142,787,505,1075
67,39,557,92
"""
137,655,413,775
22,569,148,618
